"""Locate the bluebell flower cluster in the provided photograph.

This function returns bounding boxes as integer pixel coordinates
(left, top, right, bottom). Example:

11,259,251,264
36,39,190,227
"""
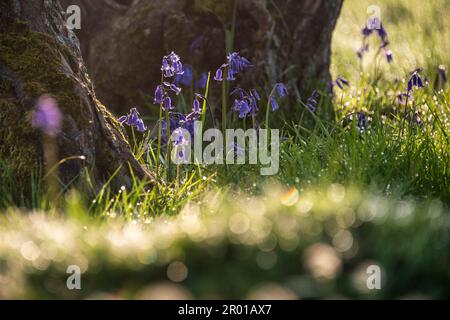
214,52,252,82
397,68,425,104
269,83,288,112
231,87,261,118
306,90,320,113
119,108,147,132
330,76,349,95
357,112,367,132
358,17,393,64
407,68,425,91
161,52,184,78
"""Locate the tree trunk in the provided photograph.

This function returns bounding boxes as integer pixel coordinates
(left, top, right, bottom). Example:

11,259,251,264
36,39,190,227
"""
60,0,343,114
0,0,152,190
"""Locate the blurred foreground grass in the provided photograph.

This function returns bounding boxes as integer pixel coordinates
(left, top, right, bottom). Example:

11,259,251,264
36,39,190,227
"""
1,184,449,299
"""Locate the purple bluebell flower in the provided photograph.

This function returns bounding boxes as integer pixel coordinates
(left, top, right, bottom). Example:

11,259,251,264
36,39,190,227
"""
214,52,252,82
227,68,236,81
250,89,261,101
306,90,320,112
193,98,201,113
376,24,388,41
214,68,223,81
335,76,350,90
249,94,259,116
230,88,260,118
270,96,279,112
32,95,62,137
268,83,288,112
154,85,164,104
407,68,424,92
230,87,246,99
357,44,369,59
385,49,393,63
163,96,173,111
227,52,252,74
161,52,184,78
362,26,373,37
119,108,147,132
170,83,182,95
197,72,208,89
275,83,288,98
357,112,367,132
367,16,381,31
175,64,193,87
234,99,251,118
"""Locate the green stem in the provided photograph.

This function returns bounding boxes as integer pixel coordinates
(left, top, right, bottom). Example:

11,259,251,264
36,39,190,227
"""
165,108,171,179
156,72,164,168
201,72,211,128
222,77,228,145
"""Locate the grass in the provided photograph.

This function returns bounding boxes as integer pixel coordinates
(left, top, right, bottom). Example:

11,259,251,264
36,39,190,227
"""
0,0,450,299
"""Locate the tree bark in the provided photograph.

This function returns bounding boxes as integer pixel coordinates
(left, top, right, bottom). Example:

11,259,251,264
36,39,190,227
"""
0,0,152,190
60,0,343,114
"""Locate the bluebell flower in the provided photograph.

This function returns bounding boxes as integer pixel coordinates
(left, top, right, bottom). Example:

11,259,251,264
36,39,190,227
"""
227,52,252,74
197,72,208,89
250,89,261,101
214,68,223,81
357,112,367,132
154,85,164,104
275,83,288,98
362,26,373,37
163,96,173,111
306,90,320,112
161,52,184,78
119,108,147,132
193,98,201,113
175,64,193,87
376,24,388,41
170,83,182,95
249,95,259,116
268,83,287,112
357,44,369,59
335,76,350,90
234,99,250,118
385,49,393,63
407,68,424,92
227,68,236,81
230,87,246,99
270,96,279,112
214,52,252,82
230,88,260,118
32,95,62,137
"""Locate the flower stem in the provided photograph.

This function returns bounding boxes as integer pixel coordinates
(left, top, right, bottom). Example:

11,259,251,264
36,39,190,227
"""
222,77,227,145
156,72,164,169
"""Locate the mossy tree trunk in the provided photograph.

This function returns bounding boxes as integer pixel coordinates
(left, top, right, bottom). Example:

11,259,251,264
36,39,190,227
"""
60,0,343,115
0,0,152,190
